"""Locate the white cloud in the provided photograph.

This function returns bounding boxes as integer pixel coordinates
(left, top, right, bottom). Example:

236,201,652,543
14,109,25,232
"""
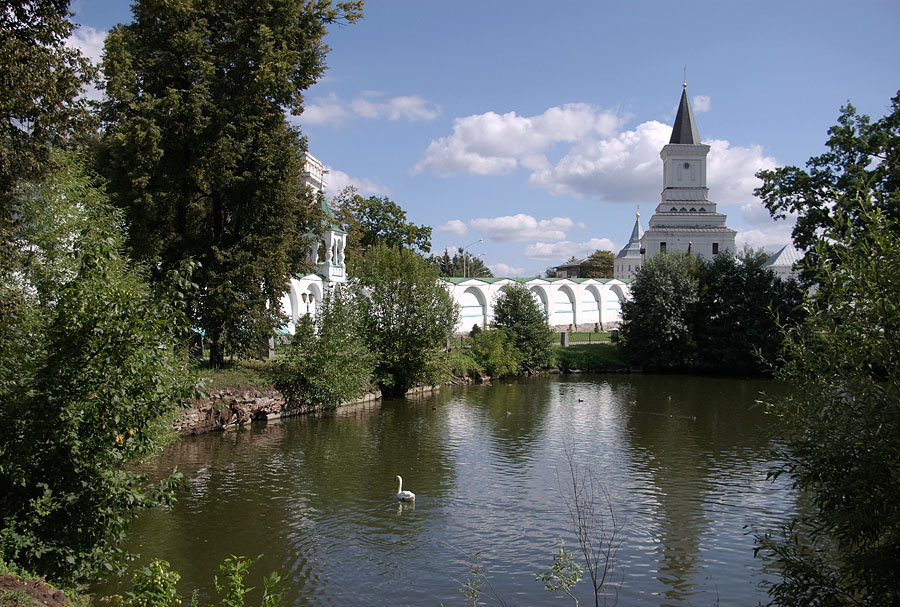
323,167,390,197
469,214,585,242
736,225,795,251
436,219,468,236
66,25,106,101
68,24,105,64
412,104,625,176
524,238,617,262
302,92,440,126
489,262,526,277
693,95,711,113
417,105,777,209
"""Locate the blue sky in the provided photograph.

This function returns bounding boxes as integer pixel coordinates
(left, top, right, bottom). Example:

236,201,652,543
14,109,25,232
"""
69,0,900,276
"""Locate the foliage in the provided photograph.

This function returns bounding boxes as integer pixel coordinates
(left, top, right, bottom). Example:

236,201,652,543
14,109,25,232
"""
619,252,698,371
491,285,554,372
331,187,432,271
98,0,363,366
537,540,584,606
123,560,180,607
355,245,459,397
755,89,900,276
107,556,282,607
554,344,624,373
579,250,614,279
692,251,805,375
469,328,522,378
756,196,900,606
0,154,192,584
445,347,482,380
274,285,375,409
430,247,492,278
0,0,95,216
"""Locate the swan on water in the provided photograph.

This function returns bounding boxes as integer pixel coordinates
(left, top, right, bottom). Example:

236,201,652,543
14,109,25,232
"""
395,475,415,501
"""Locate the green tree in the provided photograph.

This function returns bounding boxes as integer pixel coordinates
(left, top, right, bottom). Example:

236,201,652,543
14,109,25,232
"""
98,0,363,366
692,251,804,375
757,195,900,605
0,0,95,218
0,154,192,584
619,252,698,371
755,90,900,273
491,285,554,372
431,248,493,278
275,285,375,409
331,188,432,271
355,245,459,397
579,250,614,279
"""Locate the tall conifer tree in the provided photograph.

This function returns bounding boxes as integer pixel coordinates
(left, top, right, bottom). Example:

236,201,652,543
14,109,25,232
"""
98,0,363,365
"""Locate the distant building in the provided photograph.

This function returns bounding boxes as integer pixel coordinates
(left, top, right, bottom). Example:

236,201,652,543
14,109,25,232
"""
616,84,737,278
554,258,586,278
614,213,643,280
762,243,802,281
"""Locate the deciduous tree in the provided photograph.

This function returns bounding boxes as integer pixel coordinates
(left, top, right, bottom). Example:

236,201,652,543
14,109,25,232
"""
757,195,900,605
491,285,554,372
580,250,614,279
0,154,192,584
355,245,458,397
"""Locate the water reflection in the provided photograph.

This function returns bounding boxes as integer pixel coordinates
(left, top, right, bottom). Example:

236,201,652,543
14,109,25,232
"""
96,375,792,606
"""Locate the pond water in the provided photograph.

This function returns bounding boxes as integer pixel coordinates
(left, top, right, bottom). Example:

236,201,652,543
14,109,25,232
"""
98,374,792,606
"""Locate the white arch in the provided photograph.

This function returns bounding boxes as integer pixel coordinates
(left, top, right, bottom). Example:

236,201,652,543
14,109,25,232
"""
529,286,550,318
459,286,488,333
580,285,601,326
552,285,576,328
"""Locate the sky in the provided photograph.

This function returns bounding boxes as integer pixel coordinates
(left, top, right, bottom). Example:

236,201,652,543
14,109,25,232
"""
68,0,900,277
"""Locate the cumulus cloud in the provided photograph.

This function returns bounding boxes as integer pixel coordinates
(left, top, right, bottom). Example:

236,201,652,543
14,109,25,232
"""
66,25,106,101
524,238,617,262
416,105,777,208
489,262,527,277
469,214,585,242
302,91,440,126
693,95,711,113
436,219,468,236
323,167,390,197
412,103,625,176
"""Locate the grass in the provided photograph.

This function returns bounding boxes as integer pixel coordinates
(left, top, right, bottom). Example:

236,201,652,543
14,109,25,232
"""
192,358,277,391
566,331,612,343
553,343,626,372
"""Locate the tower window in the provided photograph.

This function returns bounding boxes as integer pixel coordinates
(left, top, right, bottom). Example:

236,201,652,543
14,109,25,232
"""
712,242,719,255
660,242,667,254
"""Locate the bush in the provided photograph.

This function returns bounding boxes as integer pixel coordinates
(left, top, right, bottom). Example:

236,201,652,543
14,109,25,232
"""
470,328,522,377
274,286,374,409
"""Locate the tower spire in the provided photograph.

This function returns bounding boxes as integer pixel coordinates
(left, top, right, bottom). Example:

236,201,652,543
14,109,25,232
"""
669,85,701,144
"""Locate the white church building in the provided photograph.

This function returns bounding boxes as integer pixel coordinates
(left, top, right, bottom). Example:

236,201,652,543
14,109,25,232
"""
615,84,736,279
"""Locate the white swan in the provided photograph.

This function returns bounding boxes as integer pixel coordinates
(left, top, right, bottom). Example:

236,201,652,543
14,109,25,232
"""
395,475,415,501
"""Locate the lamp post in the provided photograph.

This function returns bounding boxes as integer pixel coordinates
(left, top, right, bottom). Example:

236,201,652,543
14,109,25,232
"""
462,238,483,278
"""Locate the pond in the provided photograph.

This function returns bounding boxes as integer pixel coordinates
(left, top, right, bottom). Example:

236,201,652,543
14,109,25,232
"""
97,374,792,606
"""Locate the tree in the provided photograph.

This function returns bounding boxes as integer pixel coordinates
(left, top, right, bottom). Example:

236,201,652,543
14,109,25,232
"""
756,195,900,605
692,251,804,375
98,0,363,366
469,328,521,377
755,90,900,273
0,154,192,584
275,285,374,409
491,285,554,372
580,250,614,279
431,248,493,278
355,245,459,397
619,252,698,371
0,0,95,217
331,187,432,271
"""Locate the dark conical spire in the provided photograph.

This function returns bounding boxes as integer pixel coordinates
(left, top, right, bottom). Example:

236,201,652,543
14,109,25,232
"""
669,84,701,144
